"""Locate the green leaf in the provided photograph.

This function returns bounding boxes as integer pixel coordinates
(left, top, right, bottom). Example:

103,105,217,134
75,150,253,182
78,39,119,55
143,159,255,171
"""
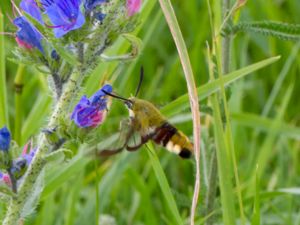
161,56,281,117
100,34,142,61
52,42,79,66
44,148,73,163
231,113,300,140
146,143,183,225
0,186,16,198
21,95,52,143
231,21,300,41
21,169,45,218
251,166,261,225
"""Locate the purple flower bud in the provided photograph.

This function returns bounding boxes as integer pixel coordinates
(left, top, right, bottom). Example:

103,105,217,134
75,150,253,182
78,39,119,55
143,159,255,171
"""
22,148,37,165
51,50,60,61
0,172,11,186
71,84,112,128
84,0,107,22
20,0,44,24
0,126,11,152
126,0,141,17
84,0,107,12
21,142,37,165
9,158,28,180
14,16,44,53
42,0,85,38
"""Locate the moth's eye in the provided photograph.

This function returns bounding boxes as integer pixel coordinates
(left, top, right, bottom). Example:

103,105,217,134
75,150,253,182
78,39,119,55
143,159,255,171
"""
125,101,133,109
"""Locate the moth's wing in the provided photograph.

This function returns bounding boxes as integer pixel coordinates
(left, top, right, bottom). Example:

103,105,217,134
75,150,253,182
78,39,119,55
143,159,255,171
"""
98,119,137,156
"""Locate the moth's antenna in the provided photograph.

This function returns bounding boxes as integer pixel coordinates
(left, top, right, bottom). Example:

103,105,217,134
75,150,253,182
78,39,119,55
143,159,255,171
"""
103,90,130,102
135,66,144,97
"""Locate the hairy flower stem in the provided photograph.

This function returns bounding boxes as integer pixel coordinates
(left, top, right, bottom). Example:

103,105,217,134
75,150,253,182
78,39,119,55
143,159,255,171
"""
220,0,246,224
7,168,17,193
51,72,63,100
221,0,231,75
3,70,82,225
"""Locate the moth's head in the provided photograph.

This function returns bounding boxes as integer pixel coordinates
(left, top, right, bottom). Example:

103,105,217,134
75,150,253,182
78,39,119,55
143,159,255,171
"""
103,67,144,115
125,97,135,109
125,97,146,118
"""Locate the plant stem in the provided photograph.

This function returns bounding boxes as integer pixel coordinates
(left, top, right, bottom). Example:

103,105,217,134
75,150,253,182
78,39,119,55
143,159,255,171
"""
94,149,100,225
0,10,9,128
157,1,201,224
3,70,82,225
204,150,218,225
14,65,25,144
51,72,62,100
7,168,17,194
222,0,231,75
220,0,246,224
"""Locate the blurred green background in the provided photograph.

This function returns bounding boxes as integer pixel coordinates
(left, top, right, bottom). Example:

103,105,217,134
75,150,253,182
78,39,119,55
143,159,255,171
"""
0,0,300,224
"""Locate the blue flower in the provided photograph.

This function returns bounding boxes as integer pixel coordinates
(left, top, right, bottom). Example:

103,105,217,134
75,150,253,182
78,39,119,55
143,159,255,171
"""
71,84,112,128
20,0,44,24
41,0,85,38
0,126,11,152
14,16,44,53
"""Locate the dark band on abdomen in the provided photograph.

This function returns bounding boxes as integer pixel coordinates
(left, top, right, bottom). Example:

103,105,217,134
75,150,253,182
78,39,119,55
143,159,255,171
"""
152,122,177,146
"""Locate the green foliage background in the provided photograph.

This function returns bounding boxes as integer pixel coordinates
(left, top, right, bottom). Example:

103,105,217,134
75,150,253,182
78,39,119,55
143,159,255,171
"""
0,0,300,224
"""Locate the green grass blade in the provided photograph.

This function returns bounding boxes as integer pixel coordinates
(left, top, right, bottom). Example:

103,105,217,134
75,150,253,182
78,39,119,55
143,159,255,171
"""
146,143,183,225
126,168,159,225
210,93,236,225
65,173,83,225
0,11,8,127
262,42,300,116
231,113,300,140
99,153,134,212
206,42,236,225
41,155,89,199
251,166,261,225
14,65,25,144
253,83,294,179
157,2,201,223
21,95,52,143
161,56,281,117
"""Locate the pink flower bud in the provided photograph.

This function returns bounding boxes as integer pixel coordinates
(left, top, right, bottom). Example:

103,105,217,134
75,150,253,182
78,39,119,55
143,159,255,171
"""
126,0,141,17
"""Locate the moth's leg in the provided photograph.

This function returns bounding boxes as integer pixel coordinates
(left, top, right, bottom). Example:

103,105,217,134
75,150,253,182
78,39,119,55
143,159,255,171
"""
126,134,153,152
98,119,133,157
126,142,145,151
98,147,125,156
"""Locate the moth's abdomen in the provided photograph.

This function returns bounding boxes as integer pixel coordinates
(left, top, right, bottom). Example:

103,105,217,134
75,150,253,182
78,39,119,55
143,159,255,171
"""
152,122,193,158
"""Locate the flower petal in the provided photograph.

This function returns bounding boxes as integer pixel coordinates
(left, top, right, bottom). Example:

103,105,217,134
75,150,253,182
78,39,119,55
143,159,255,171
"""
20,0,44,24
44,0,85,38
14,17,44,53
71,84,112,128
